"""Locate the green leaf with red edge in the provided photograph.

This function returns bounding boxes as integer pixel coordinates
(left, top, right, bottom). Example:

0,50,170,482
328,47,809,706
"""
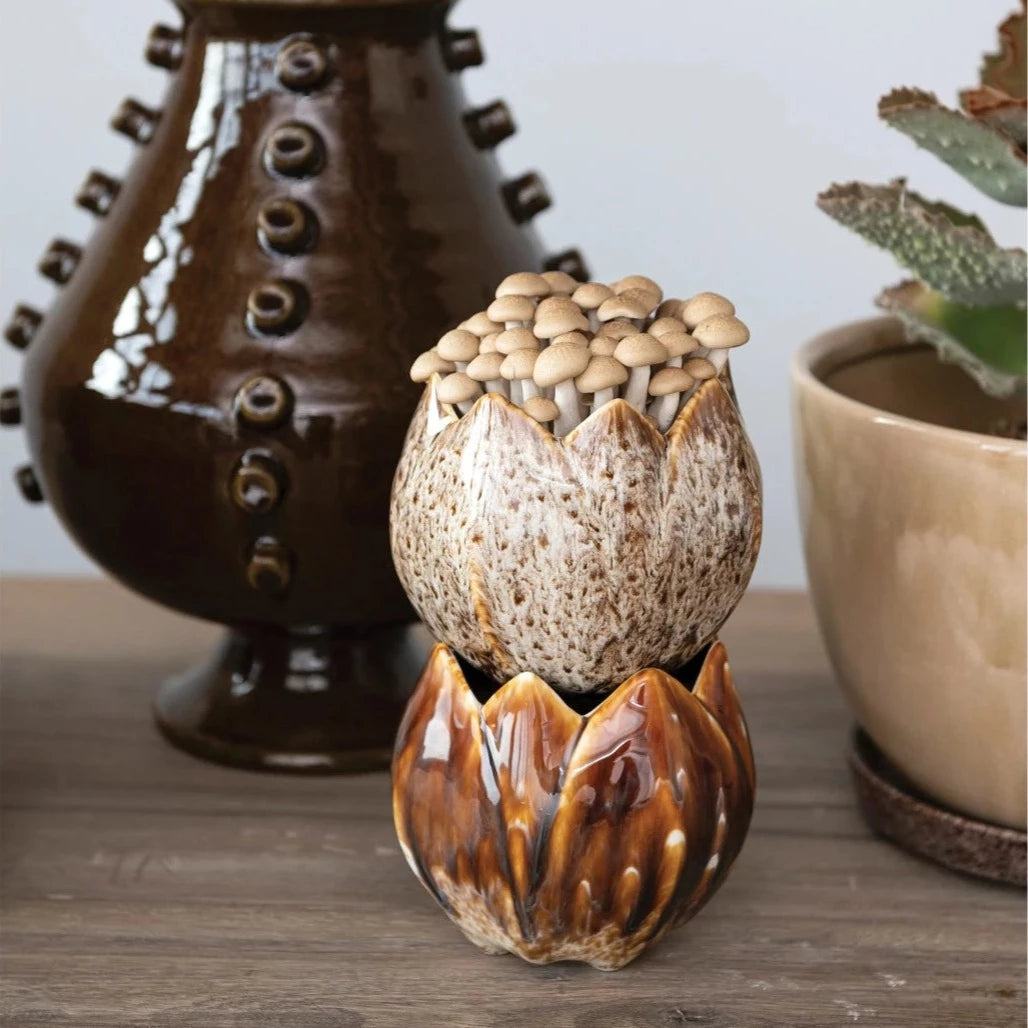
879,88,1026,206
817,180,1027,305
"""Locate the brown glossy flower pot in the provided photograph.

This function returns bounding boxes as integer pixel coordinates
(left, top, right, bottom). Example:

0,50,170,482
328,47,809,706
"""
9,0,587,771
392,642,755,970
793,317,1027,830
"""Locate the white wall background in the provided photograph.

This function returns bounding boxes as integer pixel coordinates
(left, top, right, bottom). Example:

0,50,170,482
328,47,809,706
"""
1,0,1022,585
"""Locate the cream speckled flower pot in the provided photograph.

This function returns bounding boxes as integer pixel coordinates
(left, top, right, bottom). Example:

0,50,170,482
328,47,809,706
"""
793,317,1027,829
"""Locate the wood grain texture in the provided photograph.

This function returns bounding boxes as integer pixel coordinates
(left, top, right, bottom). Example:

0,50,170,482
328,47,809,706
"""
1,578,1024,1027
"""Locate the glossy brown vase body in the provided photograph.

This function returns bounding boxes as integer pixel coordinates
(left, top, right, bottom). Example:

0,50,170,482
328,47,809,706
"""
15,0,583,771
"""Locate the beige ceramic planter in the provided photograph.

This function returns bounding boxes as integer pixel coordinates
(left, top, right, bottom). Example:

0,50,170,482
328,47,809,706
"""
793,318,1027,830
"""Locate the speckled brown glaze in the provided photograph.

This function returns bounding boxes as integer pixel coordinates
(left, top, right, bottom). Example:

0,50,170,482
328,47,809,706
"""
392,640,755,970
390,375,762,693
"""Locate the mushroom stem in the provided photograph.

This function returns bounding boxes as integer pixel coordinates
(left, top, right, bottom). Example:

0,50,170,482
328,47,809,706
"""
510,380,524,405
553,380,581,437
623,368,651,412
486,377,508,397
651,393,681,432
520,378,540,401
705,348,729,375
592,386,616,412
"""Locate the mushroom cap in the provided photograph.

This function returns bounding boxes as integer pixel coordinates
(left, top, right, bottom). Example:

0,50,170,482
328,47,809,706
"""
648,366,695,397
541,269,579,295
496,327,540,354
611,274,663,303
647,317,688,340
660,331,699,359
614,333,669,368
487,294,536,323
534,308,590,339
437,371,482,405
437,329,480,363
552,331,589,347
533,341,591,387
536,296,581,318
571,282,615,310
464,312,504,337
410,349,456,383
597,293,652,322
595,318,638,341
683,356,718,380
496,271,551,298
680,292,735,329
575,354,629,393
479,332,501,354
655,298,685,319
618,287,660,313
589,335,619,357
466,350,506,383
693,313,750,349
500,348,540,381
521,395,560,423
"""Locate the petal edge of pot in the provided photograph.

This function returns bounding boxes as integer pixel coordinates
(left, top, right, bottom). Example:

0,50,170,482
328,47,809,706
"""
792,316,1027,830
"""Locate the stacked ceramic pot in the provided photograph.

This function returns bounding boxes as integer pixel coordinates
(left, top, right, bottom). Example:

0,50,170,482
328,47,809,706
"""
389,271,763,969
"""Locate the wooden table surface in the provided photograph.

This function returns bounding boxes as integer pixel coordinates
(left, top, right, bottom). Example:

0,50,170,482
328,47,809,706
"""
1,579,1024,1028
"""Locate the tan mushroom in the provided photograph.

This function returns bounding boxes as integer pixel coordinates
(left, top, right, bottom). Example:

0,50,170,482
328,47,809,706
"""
647,317,688,340
655,298,685,319
495,271,551,299
464,311,504,337
479,332,501,355
597,292,651,324
533,342,591,436
648,366,695,432
501,348,541,405
533,305,590,340
614,333,668,411
522,394,560,427
496,327,540,355
466,350,508,397
680,292,735,330
541,269,579,295
571,282,615,311
683,356,717,380
552,331,589,347
659,331,699,368
692,313,750,350
575,354,629,413
437,371,482,414
436,329,480,372
612,274,663,307
410,349,456,383
595,318,638,341
589,335,619,357
536,296,581,318
487,294,536,328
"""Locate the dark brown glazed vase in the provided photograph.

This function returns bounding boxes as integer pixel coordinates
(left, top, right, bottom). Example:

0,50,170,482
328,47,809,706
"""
392,641,756,970
8,0,587,771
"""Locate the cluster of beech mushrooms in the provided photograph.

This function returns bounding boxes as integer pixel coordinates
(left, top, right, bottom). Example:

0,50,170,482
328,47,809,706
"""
410,272,750,436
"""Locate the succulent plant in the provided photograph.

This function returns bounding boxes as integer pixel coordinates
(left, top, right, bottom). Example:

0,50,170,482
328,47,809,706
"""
818,4,1027,398
392,641,755,970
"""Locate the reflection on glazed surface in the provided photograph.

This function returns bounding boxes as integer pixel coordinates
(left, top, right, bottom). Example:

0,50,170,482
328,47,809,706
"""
20,2,546,627
392,641,755,970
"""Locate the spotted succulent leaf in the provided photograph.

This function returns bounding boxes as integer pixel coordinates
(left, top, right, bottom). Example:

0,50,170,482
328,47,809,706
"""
878,280,1028,397
817,180,1027,306
878,88,1026,206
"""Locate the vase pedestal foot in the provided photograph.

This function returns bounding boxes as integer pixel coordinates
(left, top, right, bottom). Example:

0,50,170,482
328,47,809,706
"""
154,622,432,773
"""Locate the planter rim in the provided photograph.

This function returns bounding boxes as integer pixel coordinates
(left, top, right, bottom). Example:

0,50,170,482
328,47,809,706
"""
792,316,1026,456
